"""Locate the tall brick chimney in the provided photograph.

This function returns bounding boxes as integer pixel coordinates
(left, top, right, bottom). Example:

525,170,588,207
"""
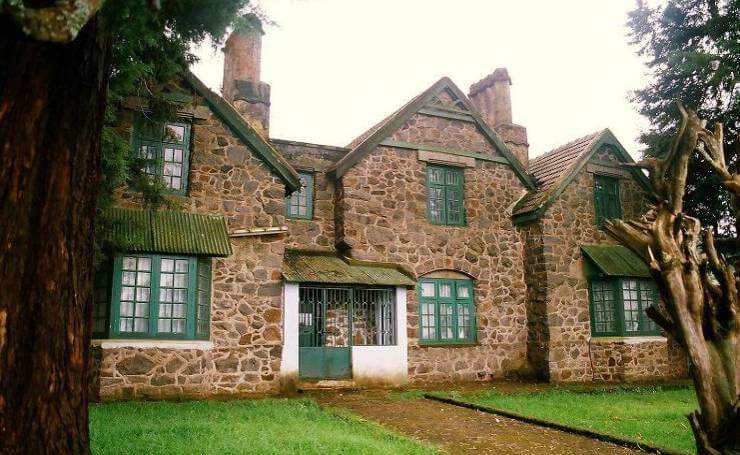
469,68,529,169
222,14,271,137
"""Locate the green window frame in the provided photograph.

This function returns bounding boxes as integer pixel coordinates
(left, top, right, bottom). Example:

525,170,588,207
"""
594,174,621,227
588,277,660,337
418,278,475,344
426,164,465,226
100,254,212,340
285,171,314,219
132,119,192,195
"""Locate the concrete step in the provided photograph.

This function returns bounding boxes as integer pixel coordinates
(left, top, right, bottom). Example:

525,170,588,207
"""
298,379,357,390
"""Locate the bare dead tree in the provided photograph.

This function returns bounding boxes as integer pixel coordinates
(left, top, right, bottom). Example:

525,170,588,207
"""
604,104,739,454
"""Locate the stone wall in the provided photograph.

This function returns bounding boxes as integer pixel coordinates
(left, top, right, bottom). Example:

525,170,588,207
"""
337,110,530,381
271,139,347,251
527,146,686,382
94,88,288,399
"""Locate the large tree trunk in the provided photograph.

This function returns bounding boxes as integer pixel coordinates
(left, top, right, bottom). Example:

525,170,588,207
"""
0,14,110,454
605,105,740,455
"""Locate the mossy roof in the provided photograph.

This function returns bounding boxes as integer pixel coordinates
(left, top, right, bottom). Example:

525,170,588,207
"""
103,207,232,257
283,250,415,286
581,244,650,278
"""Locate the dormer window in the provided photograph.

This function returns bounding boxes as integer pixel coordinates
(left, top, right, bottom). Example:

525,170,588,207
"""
133,119,191,194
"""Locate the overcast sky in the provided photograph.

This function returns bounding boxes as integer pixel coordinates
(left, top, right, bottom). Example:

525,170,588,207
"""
192,0,657,159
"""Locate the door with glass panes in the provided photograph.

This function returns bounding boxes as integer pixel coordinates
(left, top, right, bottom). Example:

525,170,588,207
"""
298,285,395,380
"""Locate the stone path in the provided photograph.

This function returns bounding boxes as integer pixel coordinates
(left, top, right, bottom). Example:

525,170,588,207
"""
314,390,644,455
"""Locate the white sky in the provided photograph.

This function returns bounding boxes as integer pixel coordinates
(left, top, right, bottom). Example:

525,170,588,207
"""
192,0,655,159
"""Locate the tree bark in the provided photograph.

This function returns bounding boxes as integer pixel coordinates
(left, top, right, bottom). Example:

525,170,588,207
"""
0,14,110,454
605,105,740,454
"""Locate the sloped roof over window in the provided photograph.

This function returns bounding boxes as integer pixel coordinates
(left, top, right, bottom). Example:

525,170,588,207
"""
283,250,415,286
511,129,650,224
328,77,535,188
103,207,232,257
182,71,301,193
581,244,650,278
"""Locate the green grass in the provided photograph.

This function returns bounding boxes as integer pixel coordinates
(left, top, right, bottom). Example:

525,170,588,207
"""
90,398,437,455
450,385,697,454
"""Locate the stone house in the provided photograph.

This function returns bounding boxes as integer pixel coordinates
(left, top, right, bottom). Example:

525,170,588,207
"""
91,17,686,400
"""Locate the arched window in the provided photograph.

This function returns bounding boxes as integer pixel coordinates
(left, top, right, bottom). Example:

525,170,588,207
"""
418,272,475,344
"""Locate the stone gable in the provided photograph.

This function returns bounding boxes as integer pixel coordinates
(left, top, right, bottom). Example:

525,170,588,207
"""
522,146,687,381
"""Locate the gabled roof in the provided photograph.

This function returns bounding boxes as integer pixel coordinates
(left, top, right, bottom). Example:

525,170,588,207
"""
182,71,301,193
328,77,535,188
511,129,650,224
102,207,233,257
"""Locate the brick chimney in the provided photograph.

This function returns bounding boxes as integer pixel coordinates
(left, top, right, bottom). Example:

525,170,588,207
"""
469,68,529,169
222,14,271,137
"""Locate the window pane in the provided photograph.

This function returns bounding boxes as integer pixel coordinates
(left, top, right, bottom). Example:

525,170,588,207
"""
590,280,616,334
157,257,189,335
427,166,463,225
428,187,445,222
439,283,452,298
439,304,454,339
420,282,435,297
421,302,436,339
622,279,640,332
457,303,470,339
119,256,151,334
457,285,470,299
639,280,658,332
164,124,185,143
286,172,313,219
429,167,444,184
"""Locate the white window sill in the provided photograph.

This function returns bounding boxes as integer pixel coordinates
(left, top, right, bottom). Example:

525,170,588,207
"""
590,336,667,344
91,339,213,350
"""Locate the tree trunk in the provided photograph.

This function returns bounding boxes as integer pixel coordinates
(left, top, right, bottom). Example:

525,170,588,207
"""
0,14,110,454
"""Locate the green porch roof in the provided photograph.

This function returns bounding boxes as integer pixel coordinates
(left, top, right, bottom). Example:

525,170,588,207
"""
103,207,232,257
581,244,650,278
283,250,415,286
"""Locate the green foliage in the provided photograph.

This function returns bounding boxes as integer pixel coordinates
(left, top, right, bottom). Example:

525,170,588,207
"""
95,0,255,259
89,398,437,455
628,0,740,234
457,385,697,454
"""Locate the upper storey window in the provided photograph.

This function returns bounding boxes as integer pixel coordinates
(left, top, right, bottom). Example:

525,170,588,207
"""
594,175,621,227
133,119,191,194
426,164,465,226
286,171,314,219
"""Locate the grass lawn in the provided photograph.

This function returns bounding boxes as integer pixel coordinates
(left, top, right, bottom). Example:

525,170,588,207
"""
448,384,697,454
90,398,437,455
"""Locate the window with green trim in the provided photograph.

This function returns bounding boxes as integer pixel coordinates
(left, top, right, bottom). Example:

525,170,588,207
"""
94,254,212,340
418,278,475,343
594,175,621,227
426,165,465,225
285,171,314,219
589,278,659,336
133,119,191,194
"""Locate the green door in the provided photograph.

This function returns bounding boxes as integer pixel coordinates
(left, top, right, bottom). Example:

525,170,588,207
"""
299,287,352,380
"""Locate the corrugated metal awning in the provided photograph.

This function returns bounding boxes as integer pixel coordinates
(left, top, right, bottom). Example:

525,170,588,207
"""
283,250,415,286
103,207,232,257
581,244,650,278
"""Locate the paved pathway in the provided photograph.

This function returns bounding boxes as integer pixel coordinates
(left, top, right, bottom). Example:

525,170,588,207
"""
314,390,644,455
